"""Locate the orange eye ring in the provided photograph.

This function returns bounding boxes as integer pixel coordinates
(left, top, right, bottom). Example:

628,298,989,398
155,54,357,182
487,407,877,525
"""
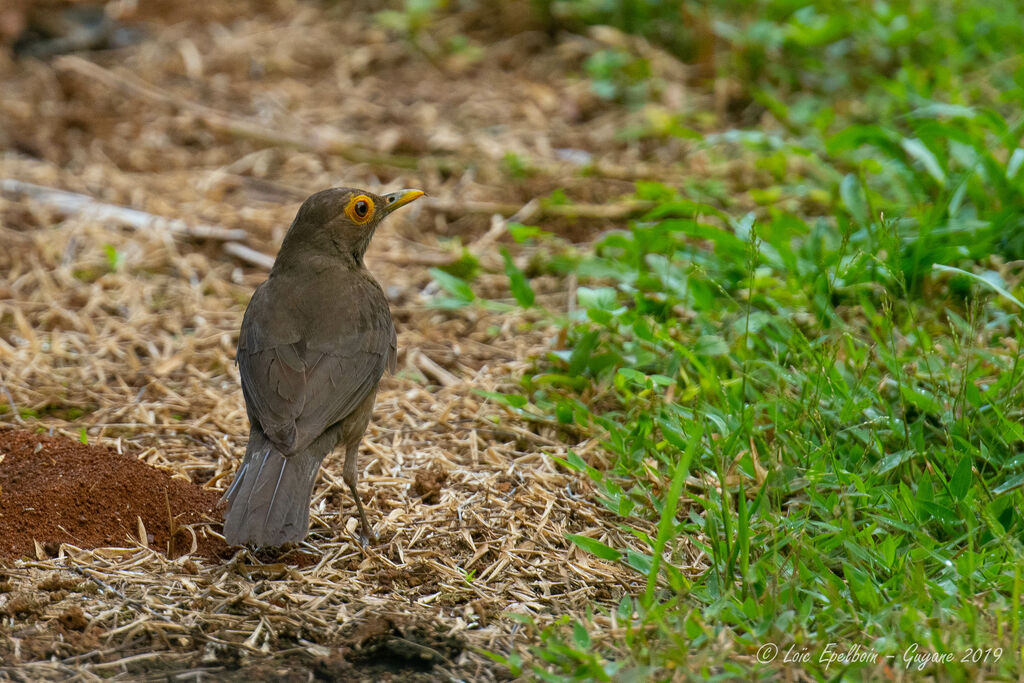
344,195,375,224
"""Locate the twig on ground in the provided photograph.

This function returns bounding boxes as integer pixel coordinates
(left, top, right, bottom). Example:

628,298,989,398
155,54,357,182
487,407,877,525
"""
222,242,275,270
0,179,248,242
467,214,511,259
409,348,460,387
425,196,656,221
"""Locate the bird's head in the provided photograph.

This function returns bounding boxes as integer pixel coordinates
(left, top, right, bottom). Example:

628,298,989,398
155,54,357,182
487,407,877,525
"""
277,186,425,267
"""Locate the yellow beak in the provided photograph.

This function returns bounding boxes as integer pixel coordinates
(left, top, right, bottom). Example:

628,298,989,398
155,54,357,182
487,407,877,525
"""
380,189,425,215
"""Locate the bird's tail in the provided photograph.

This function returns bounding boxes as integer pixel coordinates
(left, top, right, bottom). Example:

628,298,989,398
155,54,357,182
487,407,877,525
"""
221,429,323,546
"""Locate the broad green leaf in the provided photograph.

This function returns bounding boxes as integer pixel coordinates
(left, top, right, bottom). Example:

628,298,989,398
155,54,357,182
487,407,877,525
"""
475,389,527,409
567,534,621,562
577,286,620,311
568,330,600,376
1007,148,1024,180
572,621,591,649
900,137,946,186
993,472,1024,495
840,173,869,225
933,264,1024,309
950,456,973,501
500,248,535,307
899,384,942,414
877,449,915,474
429,267,475,302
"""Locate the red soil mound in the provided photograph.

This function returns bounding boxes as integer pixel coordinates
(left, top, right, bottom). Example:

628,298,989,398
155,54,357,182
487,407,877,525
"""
0,429,229,560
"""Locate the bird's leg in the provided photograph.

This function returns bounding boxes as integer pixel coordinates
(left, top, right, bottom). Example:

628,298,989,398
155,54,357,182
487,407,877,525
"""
343,442,377,543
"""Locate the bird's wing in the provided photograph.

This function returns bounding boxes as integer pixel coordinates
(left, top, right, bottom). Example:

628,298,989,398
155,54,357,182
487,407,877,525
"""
236,277,396,455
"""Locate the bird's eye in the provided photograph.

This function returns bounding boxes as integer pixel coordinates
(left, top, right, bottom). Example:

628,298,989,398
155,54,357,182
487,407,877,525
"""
344,195,375,224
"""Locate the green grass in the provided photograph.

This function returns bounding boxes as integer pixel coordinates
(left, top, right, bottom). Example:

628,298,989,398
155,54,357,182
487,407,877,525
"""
439,1,1024,678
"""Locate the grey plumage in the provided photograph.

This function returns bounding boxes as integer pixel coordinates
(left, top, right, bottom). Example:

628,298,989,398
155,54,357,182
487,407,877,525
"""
221,187,420,546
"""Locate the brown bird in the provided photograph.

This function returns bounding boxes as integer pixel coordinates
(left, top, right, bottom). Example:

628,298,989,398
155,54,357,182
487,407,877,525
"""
222,186,424,546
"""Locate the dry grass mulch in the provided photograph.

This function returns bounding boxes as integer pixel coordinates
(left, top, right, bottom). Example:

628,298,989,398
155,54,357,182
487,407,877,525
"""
0,1,710,678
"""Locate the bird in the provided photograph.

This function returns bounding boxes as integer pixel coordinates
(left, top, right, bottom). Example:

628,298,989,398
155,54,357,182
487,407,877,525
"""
222,186,424,547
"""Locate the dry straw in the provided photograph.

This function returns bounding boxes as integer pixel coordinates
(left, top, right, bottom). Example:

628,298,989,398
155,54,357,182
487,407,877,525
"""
0,5,704,677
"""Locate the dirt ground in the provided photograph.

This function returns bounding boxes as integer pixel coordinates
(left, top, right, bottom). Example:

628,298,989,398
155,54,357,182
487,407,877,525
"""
0,429,228,561
0,1,703,679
